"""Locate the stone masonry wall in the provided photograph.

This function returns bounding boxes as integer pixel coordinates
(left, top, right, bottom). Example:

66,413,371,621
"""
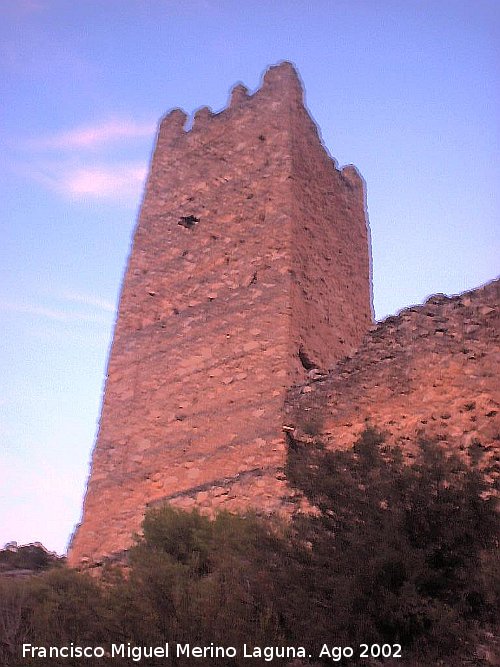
289,106,372,379
68,63,372,566
287,279,499,489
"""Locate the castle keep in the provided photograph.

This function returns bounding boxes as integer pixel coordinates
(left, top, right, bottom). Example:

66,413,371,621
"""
68,62,372,566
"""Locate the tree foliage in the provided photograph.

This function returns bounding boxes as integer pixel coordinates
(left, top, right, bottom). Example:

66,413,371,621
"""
283,428,499,663
1,429,497,666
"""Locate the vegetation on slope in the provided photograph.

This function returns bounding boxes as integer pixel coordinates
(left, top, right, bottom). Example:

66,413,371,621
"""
1,429,498,666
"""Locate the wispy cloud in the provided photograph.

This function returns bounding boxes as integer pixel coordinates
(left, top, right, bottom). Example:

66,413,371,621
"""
21,0,47,12
62,163,148,198
31,119,156,150
21,159,148,201
11,117,153,203
0,300,111,325
60,290,116,313
0,288,116,327
2,0,48,19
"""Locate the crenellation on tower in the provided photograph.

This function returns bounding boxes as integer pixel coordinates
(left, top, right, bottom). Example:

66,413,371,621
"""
192,106,213,131
340,164,364,189
230,83,249,106
158,107,188,142
68,62,373,566
261,60,304,102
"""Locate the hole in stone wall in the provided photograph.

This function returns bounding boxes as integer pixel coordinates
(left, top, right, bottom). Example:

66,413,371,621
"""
298,345,316,371
178,215,200,229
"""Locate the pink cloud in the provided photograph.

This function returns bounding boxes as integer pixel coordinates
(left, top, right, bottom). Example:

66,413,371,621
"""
16,159,148,201
33,119,156,150
62,163,148,198
3,0,47,17
14,117,152,201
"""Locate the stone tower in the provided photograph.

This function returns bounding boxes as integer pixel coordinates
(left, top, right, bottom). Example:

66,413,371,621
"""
68,62,372,566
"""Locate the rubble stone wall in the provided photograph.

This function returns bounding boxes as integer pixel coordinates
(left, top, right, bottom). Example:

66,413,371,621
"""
287,279,499,489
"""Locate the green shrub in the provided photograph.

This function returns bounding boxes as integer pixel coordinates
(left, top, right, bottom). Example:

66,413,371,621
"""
3,429,497,666
283,428,499,663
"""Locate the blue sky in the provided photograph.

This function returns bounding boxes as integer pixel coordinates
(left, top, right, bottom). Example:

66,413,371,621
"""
1,0,498,554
